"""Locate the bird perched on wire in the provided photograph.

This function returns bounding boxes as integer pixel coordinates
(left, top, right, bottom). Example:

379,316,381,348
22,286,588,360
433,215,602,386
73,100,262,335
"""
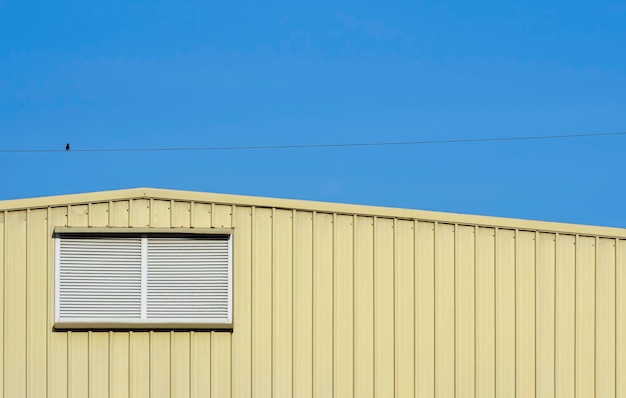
65,143,70,151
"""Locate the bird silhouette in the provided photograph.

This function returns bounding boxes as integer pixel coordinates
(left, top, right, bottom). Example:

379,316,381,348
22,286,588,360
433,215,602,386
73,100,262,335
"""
66,143,70,151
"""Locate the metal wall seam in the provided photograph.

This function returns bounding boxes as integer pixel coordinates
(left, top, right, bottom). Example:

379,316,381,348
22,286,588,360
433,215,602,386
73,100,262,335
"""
271,207,275,397
2,210,6,397
494,227,498,397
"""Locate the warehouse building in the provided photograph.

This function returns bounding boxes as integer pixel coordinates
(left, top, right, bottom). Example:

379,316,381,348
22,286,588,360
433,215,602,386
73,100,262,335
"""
0,187,624,397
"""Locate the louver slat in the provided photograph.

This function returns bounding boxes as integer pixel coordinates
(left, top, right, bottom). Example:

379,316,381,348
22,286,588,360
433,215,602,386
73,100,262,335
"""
147,237,230,322
58,237,142,319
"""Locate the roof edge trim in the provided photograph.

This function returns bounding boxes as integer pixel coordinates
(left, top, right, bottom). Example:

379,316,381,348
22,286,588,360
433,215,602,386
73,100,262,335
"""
1,187,625,238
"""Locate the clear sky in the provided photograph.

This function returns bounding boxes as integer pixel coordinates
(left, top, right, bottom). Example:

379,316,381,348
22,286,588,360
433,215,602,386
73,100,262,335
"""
1,1,625,227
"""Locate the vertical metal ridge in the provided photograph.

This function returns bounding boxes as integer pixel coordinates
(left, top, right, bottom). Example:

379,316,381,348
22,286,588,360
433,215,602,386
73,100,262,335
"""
534,231,538,398
149,331,154,398
433,221,438,397
574,234,578,398
494,227,498,397
250,205,255,397
352,214,357,398
229,204,235,396
2,210,7,397
108,331,113,398
169,200,174,228
311,210,316,398
88,331,92,398
107,201,112,227
189,331,194,398
554,233,559,398
45,207,50,397
170,331,174,397
453,223,457,398
67,330,72,398
392,217,397,398
189,202,195,228
149,199,154,228
291,209,296,398
128,200,133,227
271,207,275,397
332,212,337,398
473,226,478,398
25,209,29,398
128,331,133,398
514,229,518,398
594,236,598,398
413,220,418,397
613,238,620,396
372,216,377,397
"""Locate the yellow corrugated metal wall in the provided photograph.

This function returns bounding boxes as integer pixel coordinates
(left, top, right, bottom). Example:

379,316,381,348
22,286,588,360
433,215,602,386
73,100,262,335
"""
1,197,625,397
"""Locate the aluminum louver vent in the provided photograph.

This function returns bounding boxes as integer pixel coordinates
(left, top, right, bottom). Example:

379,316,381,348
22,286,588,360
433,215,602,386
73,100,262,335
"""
58,237,142,319
147,237,230,320
55,232,232,328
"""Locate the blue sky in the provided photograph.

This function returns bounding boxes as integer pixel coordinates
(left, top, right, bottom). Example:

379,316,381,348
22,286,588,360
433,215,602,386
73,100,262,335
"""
1,1,626,227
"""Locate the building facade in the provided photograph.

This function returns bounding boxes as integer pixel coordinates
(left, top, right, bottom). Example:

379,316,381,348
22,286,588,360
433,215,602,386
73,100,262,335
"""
0,188,624,397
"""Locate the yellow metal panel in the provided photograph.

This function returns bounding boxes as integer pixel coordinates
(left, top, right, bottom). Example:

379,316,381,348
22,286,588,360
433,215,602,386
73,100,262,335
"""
151,332,171,398
618,239,626,397
556,234,575,397
111,332,130,398
69,331,89,398
110,200,130,227
171,332,191,397
596,238,615,397
576,236,595,397
130,199,150,227
5,211,26,397
293,211,313,398
231,206,252,398
314,212,333,398
90,332,110,398
213,204,233,228
475,227,495,398
190,331,211,398
394,219,414,397
252,207,272,397
48,207,68,398
273,209,293,398
68,204,89,227
27,209,48,398
496,229,515,397
334,214,354,397
517,231,536,397
415,221,435,397
210,332,231,397
354,216,374,397
151,200,171,228
374,217,394,397
536,233,556,398
1,189,624,398
456,225,475,398
171,201,191,228
90,202,109,227
130,332,150,398
192,202,212,228
435,223,454,398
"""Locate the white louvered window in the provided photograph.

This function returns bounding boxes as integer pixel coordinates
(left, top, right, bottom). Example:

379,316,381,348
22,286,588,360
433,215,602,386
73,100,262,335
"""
55,233,232,328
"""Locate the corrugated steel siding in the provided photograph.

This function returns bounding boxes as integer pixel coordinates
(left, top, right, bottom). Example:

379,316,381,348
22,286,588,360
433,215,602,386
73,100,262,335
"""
0,197,625,396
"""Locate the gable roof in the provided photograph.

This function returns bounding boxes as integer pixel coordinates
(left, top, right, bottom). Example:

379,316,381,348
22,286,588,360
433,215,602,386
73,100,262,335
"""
1,187,625,238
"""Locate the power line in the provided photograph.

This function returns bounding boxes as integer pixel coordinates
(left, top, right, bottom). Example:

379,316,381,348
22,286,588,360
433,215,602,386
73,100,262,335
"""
1,131,625,153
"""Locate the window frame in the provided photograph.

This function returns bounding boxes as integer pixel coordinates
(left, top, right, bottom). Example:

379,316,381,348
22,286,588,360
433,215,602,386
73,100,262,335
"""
53,227,233,330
